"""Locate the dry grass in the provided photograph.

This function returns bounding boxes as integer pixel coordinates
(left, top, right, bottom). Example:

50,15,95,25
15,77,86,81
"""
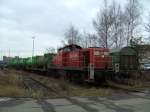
69,88,114,97
0,70,28,97
30,74,115,97
30,91,44,99
0,85,26,97
0,69,147,98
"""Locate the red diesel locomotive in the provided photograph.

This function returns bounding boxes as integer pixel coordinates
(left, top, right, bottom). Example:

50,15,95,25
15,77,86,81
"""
52,44,112,82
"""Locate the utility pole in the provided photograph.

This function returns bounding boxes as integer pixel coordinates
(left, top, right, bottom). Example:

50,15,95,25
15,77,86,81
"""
1,50,2,61
32,36,35,61
8,49,10,63
9,49,10,57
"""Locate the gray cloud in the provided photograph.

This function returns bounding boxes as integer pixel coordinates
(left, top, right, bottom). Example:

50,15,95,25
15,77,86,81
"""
0,0,149,58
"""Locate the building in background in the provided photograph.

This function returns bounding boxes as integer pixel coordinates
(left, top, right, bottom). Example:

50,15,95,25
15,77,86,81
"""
136,45,150,68
3,56,19,63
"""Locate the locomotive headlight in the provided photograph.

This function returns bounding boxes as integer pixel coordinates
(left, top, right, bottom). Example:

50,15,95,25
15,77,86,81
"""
101,55,104,58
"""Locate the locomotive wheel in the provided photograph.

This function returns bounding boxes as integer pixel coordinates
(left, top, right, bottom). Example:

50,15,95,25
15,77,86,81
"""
66,71,85,83
104,72,113,81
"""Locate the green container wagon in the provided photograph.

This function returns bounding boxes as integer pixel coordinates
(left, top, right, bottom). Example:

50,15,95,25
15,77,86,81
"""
32,56,45,69
110,47,138,73
24,57,32,68
44,53,55,69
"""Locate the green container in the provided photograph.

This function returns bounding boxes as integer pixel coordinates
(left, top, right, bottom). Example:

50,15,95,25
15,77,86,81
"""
22,58,27,66
110,47,138,72
30,56,45,69
32,53,55,69
32,56,37,65
24,57,32,66
17,58,25,68
19,58,24,65
36,56,45,67
8,57,20,67
44,53,55,68
10,53,56,69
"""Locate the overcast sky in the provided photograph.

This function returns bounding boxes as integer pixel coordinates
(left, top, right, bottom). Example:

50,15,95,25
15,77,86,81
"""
0,0,150,58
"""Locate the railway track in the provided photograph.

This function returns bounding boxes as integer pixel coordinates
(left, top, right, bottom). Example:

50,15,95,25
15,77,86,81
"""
14,69,150,95
22,75,61,98
106,80,150,93
23,73,145,94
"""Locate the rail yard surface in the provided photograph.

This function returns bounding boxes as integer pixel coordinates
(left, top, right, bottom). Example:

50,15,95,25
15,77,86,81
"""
0,69,150,112
0,69,119,98
1,91,150,112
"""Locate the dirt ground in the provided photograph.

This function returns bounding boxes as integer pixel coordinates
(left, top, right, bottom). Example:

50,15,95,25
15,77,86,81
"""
0,69,150,99
0,69,117,98
0,70,27,97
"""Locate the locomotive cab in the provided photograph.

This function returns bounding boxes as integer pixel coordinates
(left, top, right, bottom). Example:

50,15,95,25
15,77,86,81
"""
82,48,112,81
52,44,82,67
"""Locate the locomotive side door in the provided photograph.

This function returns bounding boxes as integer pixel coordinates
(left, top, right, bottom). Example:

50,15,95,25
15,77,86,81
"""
83,51,90,67
83,51,94,80
89,64,94,80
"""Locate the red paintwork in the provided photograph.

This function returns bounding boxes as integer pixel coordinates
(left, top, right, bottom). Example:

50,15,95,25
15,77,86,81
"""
52,45,112,70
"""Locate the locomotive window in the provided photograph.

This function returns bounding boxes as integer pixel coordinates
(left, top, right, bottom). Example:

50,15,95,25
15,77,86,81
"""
63,48,71,52
94,51,101,55
104,52,109,55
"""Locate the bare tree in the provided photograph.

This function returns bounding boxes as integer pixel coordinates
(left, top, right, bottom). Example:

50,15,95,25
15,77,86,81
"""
130,37,144,46
145,14,150,43
80,31,99,48
85,33,98,47
79,31,88,48
93,0,115,48
110,1,126,48
64,24,81,45
46,47,55,53
124,0,141,46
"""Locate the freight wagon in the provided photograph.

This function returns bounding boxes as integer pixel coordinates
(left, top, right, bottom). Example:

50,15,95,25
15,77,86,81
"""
6,44,140,83
110,46,139,78
31,53,55,70
7,53,55,71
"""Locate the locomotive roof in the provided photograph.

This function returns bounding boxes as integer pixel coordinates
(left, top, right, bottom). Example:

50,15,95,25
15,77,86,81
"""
58,44,82,51
87,47,109,49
